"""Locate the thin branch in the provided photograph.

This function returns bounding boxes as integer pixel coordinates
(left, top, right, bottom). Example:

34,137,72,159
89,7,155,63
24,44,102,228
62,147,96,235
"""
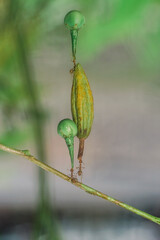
0,143,160,226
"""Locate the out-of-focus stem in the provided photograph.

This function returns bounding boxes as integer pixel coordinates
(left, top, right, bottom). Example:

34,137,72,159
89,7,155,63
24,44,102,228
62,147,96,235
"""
15,26,48,206
0,143,160,226
15,26,59,239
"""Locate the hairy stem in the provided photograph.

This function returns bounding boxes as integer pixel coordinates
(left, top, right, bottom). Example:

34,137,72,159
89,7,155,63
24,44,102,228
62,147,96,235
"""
0,143,160,226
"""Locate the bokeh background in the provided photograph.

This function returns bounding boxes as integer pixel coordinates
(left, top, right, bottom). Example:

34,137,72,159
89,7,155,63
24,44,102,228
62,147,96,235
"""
0,0,160,239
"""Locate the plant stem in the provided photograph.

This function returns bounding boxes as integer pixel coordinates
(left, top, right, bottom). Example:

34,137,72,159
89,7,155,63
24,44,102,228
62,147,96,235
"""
16,26,47,205
15,25,59,239
78,138,85,176
0,143,159,226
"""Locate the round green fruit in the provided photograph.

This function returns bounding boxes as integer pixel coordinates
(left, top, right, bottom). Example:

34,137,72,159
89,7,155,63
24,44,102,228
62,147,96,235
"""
64,10,85,31
57,118,77,139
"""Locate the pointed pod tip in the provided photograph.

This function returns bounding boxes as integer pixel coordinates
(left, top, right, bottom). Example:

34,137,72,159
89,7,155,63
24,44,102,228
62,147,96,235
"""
74,63,84,73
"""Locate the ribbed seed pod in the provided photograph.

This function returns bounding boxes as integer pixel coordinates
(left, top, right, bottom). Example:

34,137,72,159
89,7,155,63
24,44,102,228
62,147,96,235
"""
71,63,94,138
71,63,94,175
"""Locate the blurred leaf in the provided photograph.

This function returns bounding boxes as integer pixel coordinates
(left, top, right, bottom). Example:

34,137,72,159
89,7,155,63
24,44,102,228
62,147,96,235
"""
0,126,33,147
79,0,151,59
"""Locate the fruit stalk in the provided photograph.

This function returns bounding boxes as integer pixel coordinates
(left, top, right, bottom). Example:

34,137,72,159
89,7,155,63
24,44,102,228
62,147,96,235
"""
65,137,74,169
70,29,78,65
77,138,85,176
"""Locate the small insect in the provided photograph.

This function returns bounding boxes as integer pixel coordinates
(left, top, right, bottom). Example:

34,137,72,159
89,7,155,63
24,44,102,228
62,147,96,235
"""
57,118,77,181
70,68,74,74
64,10,85,65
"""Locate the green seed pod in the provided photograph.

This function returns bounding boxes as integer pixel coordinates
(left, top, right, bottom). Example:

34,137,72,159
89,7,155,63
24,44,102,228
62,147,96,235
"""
57,118,77,169
71,63,94,139
64,10,85,31
71,63,94,176
64,10,85,61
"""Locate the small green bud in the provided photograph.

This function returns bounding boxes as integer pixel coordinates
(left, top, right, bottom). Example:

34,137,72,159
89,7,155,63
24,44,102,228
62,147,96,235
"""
21,149,30,156
57,118,77,139
64,10,85,61
64,10,85,31
57,119,77,168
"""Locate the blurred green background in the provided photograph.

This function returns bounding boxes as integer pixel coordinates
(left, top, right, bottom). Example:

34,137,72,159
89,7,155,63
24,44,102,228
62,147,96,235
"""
0,0,160,239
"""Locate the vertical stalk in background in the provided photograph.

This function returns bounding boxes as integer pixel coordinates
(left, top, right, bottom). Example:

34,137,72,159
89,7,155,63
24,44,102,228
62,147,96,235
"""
15,26,60,239
16,26,47,209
